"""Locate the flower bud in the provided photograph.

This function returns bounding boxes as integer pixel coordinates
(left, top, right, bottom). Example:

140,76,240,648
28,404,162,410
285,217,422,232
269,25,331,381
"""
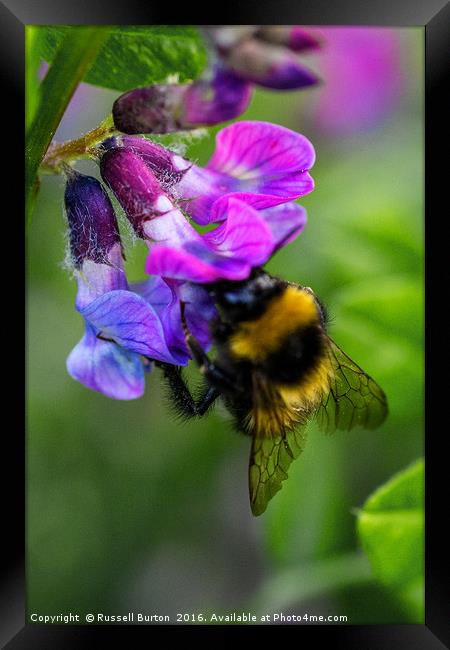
100,148,168,237
64,168,121,268
101,136,191,188
100,135,227,221
225,38,318,90
112,68,252,135
112,84,187,135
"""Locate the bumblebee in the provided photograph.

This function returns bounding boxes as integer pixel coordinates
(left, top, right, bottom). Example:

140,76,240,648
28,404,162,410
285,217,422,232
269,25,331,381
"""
157,268,388,516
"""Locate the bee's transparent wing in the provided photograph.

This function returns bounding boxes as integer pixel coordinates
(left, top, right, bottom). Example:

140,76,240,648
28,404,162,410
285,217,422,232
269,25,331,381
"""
316,337,388,433
249,427,307,516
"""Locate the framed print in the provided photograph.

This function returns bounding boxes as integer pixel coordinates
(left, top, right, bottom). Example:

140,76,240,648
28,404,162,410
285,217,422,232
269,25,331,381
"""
4,0,448,646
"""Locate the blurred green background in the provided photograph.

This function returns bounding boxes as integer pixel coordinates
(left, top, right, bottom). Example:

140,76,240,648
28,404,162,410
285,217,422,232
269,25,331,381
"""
27,28,423,624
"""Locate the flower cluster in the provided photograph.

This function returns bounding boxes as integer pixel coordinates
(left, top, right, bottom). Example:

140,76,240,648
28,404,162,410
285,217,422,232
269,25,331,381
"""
65,120,315,398
203,26,320,89
100,121,314,281
113,26,321,134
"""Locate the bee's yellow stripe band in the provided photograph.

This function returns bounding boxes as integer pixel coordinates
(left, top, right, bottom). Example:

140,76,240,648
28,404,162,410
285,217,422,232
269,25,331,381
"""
229,287,318,362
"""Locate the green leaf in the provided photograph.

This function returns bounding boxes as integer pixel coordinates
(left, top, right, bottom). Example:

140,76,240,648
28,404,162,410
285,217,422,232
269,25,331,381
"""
36,26,207,92
357,459,424,621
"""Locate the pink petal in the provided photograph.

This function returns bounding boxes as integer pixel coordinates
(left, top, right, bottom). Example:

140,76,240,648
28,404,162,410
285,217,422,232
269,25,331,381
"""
207,121,315,177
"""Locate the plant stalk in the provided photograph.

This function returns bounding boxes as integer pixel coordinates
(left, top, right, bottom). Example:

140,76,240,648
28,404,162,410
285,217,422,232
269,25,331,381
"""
25,27,110,227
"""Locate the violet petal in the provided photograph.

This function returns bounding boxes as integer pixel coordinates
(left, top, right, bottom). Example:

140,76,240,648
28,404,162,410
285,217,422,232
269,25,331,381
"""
146,197,275,283
79,289,179,364
260,202,307,250
66,322,145,400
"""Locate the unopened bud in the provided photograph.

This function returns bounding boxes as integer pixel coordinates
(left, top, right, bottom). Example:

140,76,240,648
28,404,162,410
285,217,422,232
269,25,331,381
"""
112,67,252,135
225,38,318,90
64,168,121,267
101,136,191,188
100,148,167,237
112,84,187,135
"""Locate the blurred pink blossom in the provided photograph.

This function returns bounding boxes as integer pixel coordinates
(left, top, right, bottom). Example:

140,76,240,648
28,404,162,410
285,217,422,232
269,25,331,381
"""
309,27,404,134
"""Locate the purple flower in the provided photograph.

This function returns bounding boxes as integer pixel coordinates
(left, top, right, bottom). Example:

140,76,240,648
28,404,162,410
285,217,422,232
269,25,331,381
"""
205,26,321,55
103,120,315,226
100,147,307,284
64,169,213,399
146,199,307,283
204,26,319,90
223,37,318,90
113,67,252,135
132,277,217,358
183,67,253,126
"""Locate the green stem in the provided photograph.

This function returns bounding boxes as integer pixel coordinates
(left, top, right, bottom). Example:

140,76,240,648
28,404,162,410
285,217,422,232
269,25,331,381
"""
25,27,40,129
25,27,110,228
41,114,117,173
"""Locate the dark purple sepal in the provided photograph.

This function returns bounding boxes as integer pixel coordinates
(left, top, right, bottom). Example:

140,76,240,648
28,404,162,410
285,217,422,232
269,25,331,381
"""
100,148,165,237
112,84,187,135
64,169,121,268
101,135,191,189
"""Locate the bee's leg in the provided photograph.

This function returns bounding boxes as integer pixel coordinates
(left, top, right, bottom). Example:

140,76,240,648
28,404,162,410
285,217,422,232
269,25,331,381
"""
180,302,236,393
196,385,222,415
157,362,196,418
155,362,220,419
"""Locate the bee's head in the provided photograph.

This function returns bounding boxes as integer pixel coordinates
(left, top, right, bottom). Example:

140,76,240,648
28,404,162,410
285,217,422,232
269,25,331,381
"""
205,268,285,322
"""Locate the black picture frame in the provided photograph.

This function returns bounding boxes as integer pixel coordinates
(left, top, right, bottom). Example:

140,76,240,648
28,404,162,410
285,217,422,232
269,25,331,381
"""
7,1,449,646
